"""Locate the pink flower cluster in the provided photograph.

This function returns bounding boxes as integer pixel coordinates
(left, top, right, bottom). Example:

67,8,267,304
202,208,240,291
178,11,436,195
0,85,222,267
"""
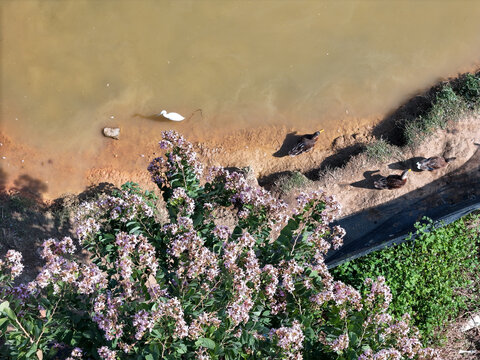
65,347,83,360
35,237,107,295
0,250,24,279
92,292,125,340
280,259,304,294
208,167,290,235
270,320,305,360
310,280,362,314
74,191,154,242
364,276,393,310
98,346,117,360
358,312,441,359
188,312,222,340
114,232,158,298
148,130,203,187
132,297,188,340
330,333,349,353
170,227,219,283
170,187,195,215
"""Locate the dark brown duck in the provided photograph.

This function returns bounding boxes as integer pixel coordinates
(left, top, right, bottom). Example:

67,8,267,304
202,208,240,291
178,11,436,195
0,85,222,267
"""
374,169,411,190
416,156,455,171
288,129,324,156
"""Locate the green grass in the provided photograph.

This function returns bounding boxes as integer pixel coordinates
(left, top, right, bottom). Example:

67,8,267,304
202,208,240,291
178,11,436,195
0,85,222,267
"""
275,171,312,194
404,84,465,146
365,138,399,162
331,215,480,344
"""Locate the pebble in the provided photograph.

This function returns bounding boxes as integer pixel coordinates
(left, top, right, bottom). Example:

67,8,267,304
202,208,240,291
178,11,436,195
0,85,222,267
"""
110,115,115,119
140,154,145,158
103,127,120,140
1,156,5,159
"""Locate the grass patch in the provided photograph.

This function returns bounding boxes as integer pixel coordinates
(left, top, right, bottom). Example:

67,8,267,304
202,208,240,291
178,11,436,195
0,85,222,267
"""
365,138,399,162
404,84,465,146
274,171,312,194
331,215,480,344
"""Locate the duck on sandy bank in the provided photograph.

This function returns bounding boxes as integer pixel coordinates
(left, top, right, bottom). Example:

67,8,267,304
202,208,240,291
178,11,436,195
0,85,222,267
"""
374,169,411,190
288,130,324,156
416,156,455,171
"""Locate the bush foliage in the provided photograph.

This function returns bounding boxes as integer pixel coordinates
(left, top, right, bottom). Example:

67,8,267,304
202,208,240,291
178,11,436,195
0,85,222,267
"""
332,216,480,343
0,131,440,359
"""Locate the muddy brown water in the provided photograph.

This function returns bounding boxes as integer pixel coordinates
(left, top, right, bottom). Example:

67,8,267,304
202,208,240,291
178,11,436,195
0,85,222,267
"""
2,0,480,198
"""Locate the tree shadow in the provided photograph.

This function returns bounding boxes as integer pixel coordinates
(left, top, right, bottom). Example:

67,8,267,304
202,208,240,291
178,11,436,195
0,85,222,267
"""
388,157,425,172
0,175,53,282
349,170,383,190
11,174,48,203
273,132,302,157
0,179,120,282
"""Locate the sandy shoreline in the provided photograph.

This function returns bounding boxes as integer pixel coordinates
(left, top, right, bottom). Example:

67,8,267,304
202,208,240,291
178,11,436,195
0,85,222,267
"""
1,112,479,222
0,117,378,199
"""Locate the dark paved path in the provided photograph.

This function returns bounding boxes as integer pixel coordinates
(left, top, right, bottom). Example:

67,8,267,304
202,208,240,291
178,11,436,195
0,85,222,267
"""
326,149,480,267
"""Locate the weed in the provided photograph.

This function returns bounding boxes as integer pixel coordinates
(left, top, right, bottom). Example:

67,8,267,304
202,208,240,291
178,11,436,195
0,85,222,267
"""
457,73,480,105
331,215,480,344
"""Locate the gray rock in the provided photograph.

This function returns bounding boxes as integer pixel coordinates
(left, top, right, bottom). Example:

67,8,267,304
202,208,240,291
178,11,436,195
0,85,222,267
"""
103,127,120,140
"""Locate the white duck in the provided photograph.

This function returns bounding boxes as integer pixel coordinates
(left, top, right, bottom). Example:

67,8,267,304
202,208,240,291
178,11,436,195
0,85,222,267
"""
158,110,185,121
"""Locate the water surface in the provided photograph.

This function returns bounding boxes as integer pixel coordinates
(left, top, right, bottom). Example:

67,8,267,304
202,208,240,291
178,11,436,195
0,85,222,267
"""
2,0,480,196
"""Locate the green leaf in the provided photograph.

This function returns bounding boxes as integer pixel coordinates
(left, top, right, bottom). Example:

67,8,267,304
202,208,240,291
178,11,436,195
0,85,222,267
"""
1,305,17,322
25,343,37,357
0,301,10,312
176,343,188,354
196,337,216,350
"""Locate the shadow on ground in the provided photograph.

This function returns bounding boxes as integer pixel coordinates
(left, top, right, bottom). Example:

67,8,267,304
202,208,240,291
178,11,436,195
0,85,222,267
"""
349,170,383,190
0,175,118,282
388,157,425,172
273,132,302,157
326,149,480,267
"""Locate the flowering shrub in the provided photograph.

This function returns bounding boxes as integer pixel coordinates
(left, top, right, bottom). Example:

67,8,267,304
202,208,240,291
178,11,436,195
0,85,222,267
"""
0,131,441,359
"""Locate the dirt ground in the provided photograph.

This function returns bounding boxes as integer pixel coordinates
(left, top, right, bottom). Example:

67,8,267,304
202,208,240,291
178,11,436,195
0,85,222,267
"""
437,313,480,360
